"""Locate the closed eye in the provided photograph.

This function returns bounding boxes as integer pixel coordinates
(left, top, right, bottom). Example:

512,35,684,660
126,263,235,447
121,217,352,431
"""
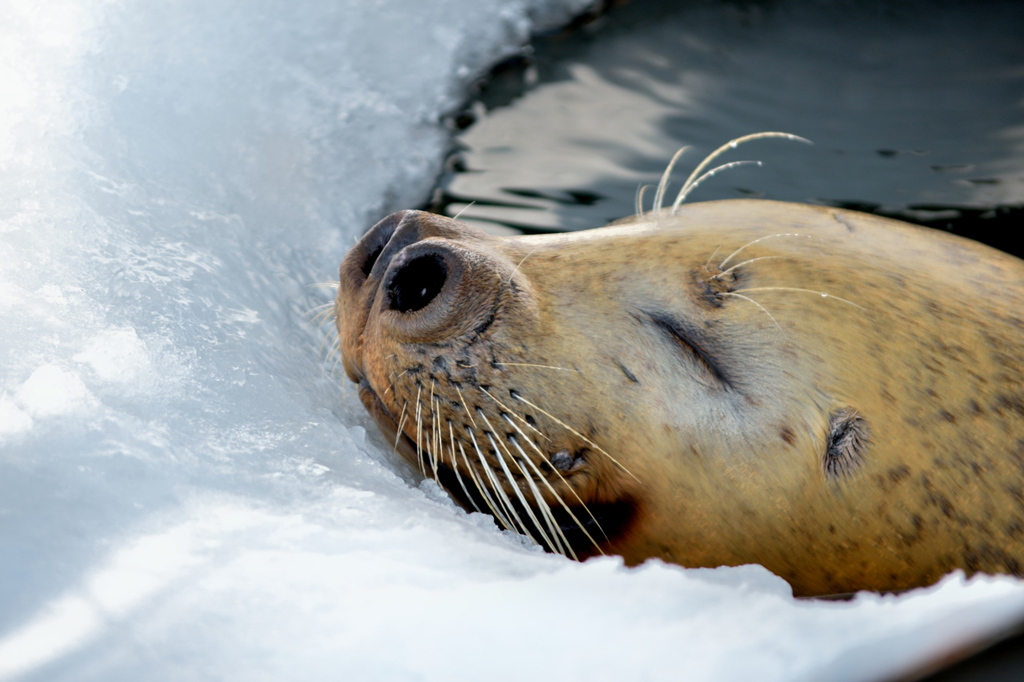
636,308,732,390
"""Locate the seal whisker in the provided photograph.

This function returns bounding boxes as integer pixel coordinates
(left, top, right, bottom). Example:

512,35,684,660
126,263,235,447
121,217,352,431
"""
468,428,525,534
480,429,538,542
671,160,762,212
716,292,784,332
329,348,346,380
424,418,440,485
454,385,479,430
476,387,552,443
467,427,516,526
504,417,609,545
309,306,336,326
428,381,441,483
484,429,546,549
704,245,723,270
329,343,345,395
493,362,573,372
635,184,652,218
476,391,612,550
458,440,513,531
676,132,812,203
713,255,785,279
719,232,814,269
511,436,605,558
514,444,573,558
307,281,341,291
317,316,340,337
511,453,565,556
317,324,339,361
318,337,337,372
732,286,867,311
321,337,340,369
511,393,641,483
434,397,444,480
653,146,690,214
446,420,458,470
451,200,476,221
448,420,482,514
309,301,335,316
392,401,409,459
476,408,563,555
382,369,410,399
507,248,541,284
320,323,341,347
478,387,607,538
415,386,426,476
435,402,445,484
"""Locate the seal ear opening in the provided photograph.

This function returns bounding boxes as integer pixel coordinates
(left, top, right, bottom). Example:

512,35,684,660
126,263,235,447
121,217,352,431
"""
823,407,869,479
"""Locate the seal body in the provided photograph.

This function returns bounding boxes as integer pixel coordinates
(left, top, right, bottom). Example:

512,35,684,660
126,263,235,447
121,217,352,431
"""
335,199,1024,596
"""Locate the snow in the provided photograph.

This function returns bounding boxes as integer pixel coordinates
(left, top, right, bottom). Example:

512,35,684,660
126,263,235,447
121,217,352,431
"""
1,1,1023,680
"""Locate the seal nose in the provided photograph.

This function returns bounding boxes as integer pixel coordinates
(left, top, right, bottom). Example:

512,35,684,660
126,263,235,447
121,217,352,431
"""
339,209,505,345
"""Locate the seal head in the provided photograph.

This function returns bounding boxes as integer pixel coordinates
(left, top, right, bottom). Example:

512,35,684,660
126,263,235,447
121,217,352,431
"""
336,201,1024,597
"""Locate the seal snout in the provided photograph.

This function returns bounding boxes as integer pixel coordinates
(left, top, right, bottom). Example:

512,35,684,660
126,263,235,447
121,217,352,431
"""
338,209,507,347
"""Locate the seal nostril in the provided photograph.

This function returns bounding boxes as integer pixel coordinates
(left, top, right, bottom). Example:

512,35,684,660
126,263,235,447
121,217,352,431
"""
362,244,384,277
388,254,447,312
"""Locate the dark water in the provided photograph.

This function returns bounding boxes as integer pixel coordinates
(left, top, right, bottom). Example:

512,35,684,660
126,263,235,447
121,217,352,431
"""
435,0,1024,256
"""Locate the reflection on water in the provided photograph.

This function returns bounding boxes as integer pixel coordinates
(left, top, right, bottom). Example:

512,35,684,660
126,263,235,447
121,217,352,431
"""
437,0,1024,254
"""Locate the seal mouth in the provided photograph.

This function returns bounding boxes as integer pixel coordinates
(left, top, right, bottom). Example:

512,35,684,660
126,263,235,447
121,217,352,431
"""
357,380,636,558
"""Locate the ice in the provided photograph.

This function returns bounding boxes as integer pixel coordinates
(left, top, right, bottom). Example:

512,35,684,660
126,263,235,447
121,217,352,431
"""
13,365,96,418
1,0,1024,680
0,395,33,437
73,329,151,384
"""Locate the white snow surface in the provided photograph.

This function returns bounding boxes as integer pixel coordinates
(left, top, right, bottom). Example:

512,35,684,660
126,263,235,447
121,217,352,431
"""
2,1,1024,680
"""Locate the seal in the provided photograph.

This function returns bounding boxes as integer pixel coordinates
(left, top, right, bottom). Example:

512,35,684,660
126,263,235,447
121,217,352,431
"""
333,144,1024,597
